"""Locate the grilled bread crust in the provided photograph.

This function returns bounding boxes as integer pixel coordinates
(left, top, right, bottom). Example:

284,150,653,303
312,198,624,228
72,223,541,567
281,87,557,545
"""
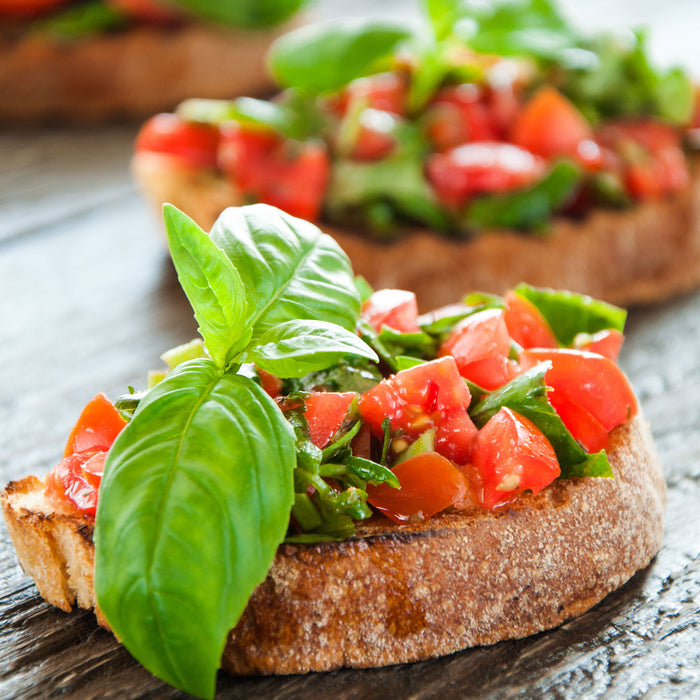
0,21,296,123
1,414,665,675
132,151,700,310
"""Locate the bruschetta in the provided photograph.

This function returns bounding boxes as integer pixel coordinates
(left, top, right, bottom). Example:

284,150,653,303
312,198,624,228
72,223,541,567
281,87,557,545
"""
2,203,665,698
132,0,700,308
0,0,306,122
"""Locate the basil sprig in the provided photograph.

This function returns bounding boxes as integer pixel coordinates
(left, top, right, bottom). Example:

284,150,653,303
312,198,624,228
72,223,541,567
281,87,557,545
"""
95,204,377,698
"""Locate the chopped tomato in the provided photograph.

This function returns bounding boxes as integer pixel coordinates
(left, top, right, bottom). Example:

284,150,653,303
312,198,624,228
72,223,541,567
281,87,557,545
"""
426,142,543,208
361,288,420,333
0,0,69,18
257,367,283,398
303,392,356,449
218,123,330,221
503,290,558,349
135,113,220,170
597,119,690,199
547,387,609,453
337,72,406,116
64,394,127,457
469,407,560,509
348,109,397,161
358,356,477,464
519,348,638,433
46,451,107,516
439,308,515,390
424,84,499,151
510,86,594,161
574,329,624,361
366,452,468,523
108,0,182,22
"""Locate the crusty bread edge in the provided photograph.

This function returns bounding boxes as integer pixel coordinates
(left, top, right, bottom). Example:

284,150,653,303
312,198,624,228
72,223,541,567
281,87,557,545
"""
1,414,665,675
132,151,700,310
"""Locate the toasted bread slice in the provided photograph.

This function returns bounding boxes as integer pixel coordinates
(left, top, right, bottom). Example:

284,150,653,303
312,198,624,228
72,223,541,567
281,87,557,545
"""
1,414,665,675
132,151,700,310
0,20,299,123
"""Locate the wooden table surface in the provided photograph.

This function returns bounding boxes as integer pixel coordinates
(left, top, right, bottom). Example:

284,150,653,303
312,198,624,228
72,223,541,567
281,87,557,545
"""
1,3,700,698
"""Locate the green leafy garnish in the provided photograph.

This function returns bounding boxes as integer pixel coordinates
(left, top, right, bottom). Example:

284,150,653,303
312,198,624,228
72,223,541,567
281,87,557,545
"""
95,204,376,698
172,0,307,29
268,18,412,94
513,283,626,346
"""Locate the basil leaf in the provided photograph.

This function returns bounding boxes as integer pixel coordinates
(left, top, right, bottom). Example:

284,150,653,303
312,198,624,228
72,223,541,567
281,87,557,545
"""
36,0,127,39
461,160,580,232
95,359,296,698
172,0,307,28
248,319,378,378
269,18,412,94
347,456,400,488
425,0,463,41
163,205,249,368
210,204,360,337
514,283,626,346
378,326,437,358
470,364,613,478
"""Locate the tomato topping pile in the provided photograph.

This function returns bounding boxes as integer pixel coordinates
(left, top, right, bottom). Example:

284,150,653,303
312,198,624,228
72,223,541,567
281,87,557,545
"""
45,286,638,531
45,394,126,516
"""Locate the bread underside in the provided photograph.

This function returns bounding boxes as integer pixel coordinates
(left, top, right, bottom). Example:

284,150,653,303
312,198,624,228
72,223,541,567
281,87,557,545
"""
133,152,700,310
1,414,666,675
0,20,297,123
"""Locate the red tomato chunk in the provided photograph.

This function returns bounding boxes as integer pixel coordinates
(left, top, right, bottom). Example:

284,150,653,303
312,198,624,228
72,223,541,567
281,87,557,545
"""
135,113,220,170
503,290,558,349
303,392,356,449
358,356,477,464
46,451,107,516
64,393,127,457
361,288,420,333
469,407,560,509
366,452,468,523
520,348,638,433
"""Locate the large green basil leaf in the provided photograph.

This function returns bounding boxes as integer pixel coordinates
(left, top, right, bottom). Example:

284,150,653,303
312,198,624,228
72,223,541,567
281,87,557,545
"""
172,0,306,28
94,359,295,699
210,204,360,337
514,283,626,346
268,18,412,94
248,319,378,378
163,205,249,368
470,364,613,478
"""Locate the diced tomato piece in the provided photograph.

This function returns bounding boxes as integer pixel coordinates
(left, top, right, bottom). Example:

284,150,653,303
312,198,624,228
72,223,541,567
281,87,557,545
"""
0,0,69,18
366,452,468,523
519,348,638,432
597,119,690,199
361,288,420,333
503,290,558,349
108,0,182,23
469,407,560,509
547,386,609,453
46,451,107,516
439,308,514,389
64,394,127,457
348,109,397,161
303,392,356,449
424,84,499,151
338,72,406,116
510,86,593,161
574,329,625,361
358,356,477,464
135,113,221,170
426,142,544,208
486,83,522,138
257,367,283,398
218,123,330,221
